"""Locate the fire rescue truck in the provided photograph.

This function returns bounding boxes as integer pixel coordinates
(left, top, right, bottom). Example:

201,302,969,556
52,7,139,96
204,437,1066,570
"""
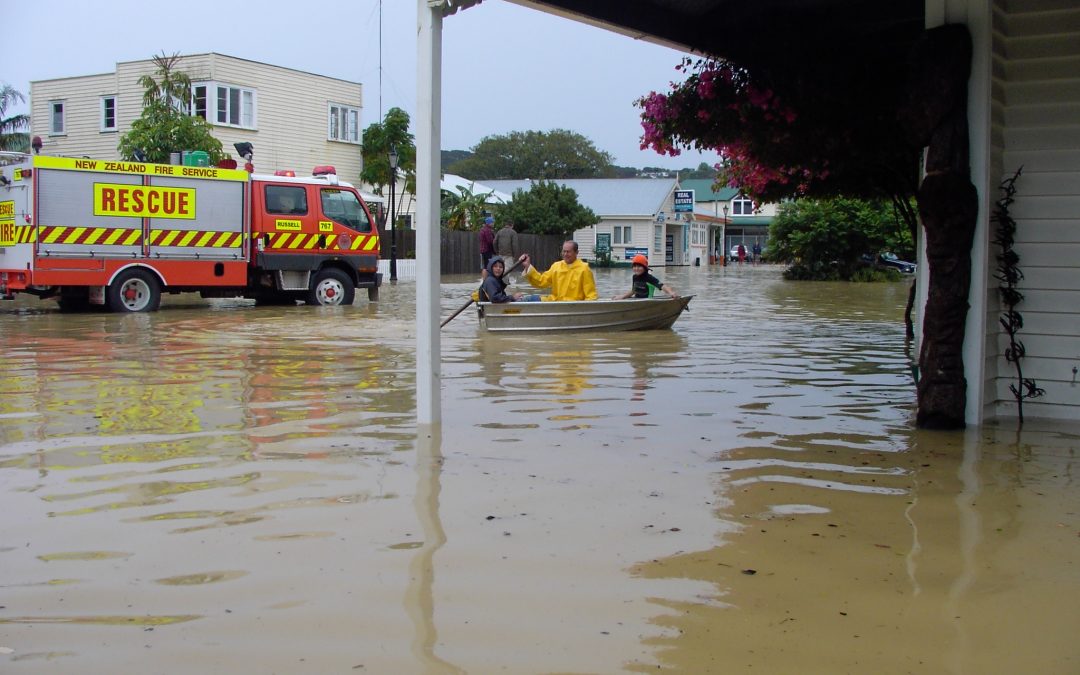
0,154,382,312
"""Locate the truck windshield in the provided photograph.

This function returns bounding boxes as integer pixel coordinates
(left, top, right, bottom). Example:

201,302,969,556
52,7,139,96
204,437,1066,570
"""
321,189,371,232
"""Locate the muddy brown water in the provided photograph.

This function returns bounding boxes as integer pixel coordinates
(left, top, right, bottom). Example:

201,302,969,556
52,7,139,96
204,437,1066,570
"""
1,265,1076,674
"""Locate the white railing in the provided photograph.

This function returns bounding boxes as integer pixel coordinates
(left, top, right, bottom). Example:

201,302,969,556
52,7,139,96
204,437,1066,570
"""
377,258,417,280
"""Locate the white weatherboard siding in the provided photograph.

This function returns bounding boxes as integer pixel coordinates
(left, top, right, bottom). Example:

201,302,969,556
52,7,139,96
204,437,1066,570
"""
988,0,1080,421
31,73,119,159
485,178,681,267
30,54,363,181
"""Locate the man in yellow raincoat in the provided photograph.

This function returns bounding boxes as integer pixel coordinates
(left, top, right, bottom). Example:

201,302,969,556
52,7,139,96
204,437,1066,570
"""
519,240,598,301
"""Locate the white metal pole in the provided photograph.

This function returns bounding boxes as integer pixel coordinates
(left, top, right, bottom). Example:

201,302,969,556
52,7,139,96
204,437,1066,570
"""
415,0,443,428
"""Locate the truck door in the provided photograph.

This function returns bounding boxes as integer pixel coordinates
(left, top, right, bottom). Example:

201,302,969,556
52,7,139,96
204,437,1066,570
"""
258,184,312,255
318,187,379,258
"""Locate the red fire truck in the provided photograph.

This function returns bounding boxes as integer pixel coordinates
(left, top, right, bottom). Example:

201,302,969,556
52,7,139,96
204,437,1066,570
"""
0,155,382,312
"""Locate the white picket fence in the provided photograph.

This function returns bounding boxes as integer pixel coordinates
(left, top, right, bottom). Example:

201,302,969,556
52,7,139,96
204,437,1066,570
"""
377,259,417,280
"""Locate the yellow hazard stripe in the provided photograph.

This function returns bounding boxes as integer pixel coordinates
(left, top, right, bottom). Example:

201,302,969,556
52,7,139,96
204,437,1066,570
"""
258,232,377,253
31,226,250,247
34,226,142,246
63,227,89,244
143,229,242,247
83,228,107,245
43,226,67,244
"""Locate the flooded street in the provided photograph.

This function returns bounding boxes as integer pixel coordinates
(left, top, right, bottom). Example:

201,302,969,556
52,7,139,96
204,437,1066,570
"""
1,265,1076,674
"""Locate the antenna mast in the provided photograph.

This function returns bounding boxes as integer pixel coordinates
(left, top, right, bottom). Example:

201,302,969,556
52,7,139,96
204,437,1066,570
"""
378,0,383,119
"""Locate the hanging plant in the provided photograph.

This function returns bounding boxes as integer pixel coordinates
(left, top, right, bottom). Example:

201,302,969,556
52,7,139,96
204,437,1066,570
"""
991,167,1043,425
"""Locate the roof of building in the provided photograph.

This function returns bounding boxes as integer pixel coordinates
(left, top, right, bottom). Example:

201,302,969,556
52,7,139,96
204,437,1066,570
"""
678,179,739,202
724,215,774,226
441,174,513,204
483,178,677,217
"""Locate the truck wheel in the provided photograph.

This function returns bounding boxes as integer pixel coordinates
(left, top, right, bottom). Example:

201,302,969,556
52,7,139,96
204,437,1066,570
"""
107,268,161,313
307,269,354,306
57,288,92,313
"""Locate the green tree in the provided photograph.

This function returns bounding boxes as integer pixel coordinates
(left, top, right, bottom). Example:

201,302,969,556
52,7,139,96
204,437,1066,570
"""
441,149,471,171
361,107,415,225
361,107,415,195
0,84,30,153
440,185,493,231
681,162,718,179
117,53,224,164
501,181,598,236
447,129,615,180
769,197,913,280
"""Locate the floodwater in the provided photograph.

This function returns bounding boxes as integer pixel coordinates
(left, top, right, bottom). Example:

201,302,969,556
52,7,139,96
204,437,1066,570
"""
0,264,1076,674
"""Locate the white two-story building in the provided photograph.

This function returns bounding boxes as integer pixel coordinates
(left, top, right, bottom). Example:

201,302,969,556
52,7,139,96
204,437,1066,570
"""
30,53,365,180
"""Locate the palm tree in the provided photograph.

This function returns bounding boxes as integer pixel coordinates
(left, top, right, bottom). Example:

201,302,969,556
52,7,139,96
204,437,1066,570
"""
138,53,192,110
441,185,494,231
0,84,30,153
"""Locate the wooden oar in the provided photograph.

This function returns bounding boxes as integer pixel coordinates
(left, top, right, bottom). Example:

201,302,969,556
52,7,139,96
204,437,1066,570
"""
440,258,526,329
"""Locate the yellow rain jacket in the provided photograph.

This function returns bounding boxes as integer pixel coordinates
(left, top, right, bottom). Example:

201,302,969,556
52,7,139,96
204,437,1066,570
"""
525,259,598,301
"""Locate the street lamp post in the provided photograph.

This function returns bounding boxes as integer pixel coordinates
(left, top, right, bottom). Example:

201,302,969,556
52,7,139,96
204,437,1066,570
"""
388,145,399,282
722,204,729,266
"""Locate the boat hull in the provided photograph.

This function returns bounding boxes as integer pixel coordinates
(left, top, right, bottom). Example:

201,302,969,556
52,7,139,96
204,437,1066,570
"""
477,295,693,333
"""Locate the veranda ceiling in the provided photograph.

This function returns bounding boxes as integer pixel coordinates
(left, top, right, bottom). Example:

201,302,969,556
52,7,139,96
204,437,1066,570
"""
506,0,924,75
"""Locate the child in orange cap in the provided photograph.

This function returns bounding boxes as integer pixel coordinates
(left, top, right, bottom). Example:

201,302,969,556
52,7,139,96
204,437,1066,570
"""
612,254,679,299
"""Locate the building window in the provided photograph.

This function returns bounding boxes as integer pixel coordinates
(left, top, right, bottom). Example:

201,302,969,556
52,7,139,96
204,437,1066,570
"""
329,104,360,143
733,196,754,215
217,85,255,127
191,82,256,129
612,225,631,244
192,85,208,119
100,96,117,132
50,100,65,135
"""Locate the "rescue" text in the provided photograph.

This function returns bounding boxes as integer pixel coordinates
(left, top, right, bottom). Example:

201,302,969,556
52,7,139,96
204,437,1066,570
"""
93,184,196,219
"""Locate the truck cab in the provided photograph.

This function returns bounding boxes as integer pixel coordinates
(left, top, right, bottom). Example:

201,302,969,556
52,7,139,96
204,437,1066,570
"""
249,169,382,306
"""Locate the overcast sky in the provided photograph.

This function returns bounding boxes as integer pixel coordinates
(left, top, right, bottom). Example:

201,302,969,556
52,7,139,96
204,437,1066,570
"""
4,1,718,171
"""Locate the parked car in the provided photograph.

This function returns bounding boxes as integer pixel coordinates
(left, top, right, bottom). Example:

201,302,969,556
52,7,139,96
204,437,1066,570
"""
878,252,916,274
729,244,747,261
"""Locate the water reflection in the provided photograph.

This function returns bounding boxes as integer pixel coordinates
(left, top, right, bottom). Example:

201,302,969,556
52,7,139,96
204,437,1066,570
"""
405,429,464,674
1,270,1076,673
